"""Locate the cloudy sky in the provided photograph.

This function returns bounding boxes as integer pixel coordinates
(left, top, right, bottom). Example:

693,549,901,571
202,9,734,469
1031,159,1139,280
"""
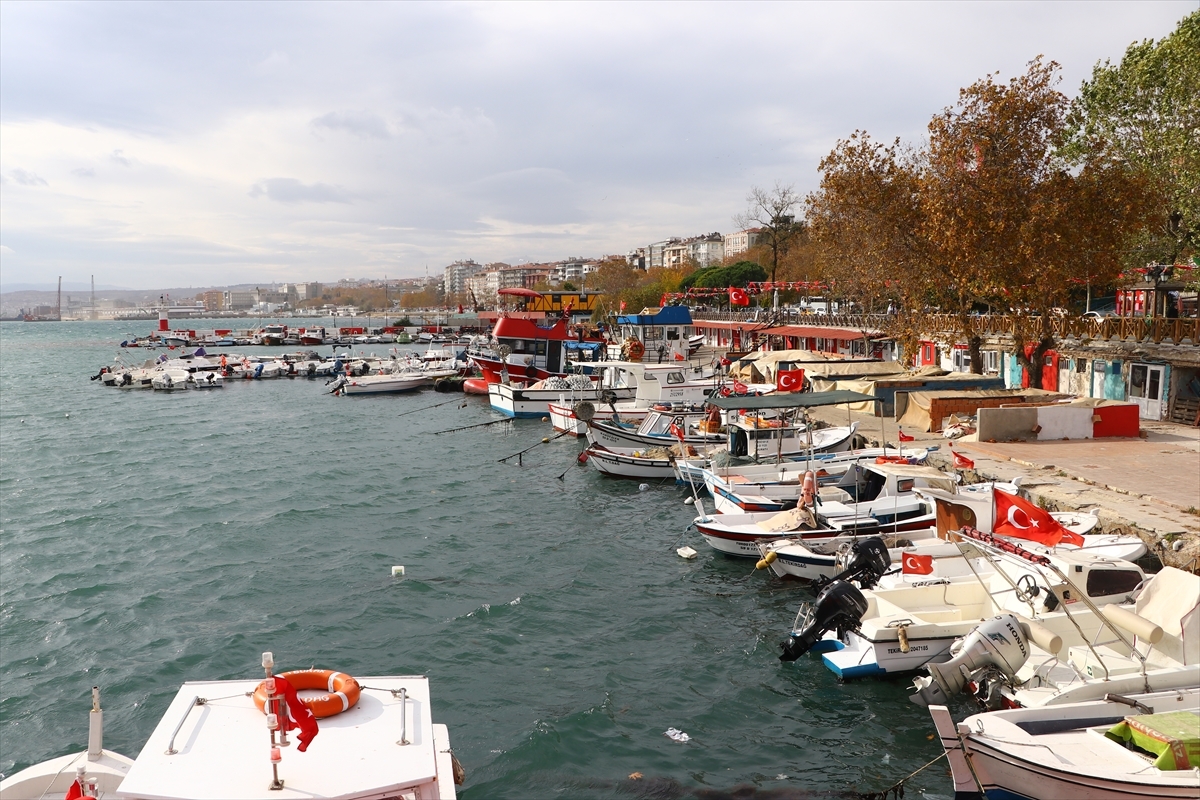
0,1,1192,290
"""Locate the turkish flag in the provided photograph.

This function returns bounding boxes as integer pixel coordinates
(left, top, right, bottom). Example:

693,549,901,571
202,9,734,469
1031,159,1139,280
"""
669,421,686,440
733,380,748,395
951,447,974,469
619,301,626,312
902,552,934,575
776,368,805,393
273,674,320,752
994,490,1084,547
64,780,84,800
729,287,750,306
898,429,915,442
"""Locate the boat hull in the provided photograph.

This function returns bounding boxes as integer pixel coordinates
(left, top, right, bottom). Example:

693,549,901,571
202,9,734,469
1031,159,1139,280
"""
586,447,677,479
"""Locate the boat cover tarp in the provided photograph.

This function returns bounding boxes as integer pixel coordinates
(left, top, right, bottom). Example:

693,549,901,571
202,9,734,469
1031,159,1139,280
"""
1105,711,1200,770
1134,566,1200,666
809,379,879,412
896,388,1062,432
708,390,878,411
728,350,842,382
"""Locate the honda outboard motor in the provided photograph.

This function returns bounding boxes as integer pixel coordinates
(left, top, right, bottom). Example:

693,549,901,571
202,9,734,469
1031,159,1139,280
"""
909,614,1030,707
780,580,868,662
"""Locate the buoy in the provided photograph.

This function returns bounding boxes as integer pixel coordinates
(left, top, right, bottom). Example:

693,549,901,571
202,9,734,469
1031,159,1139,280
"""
541,437,550,443
391,566,405,577
755,558,770,570
638,483,649,491
684,497,694,505
764,551,777,564
65,413,70,418
677,546,697,559
541,416,549,422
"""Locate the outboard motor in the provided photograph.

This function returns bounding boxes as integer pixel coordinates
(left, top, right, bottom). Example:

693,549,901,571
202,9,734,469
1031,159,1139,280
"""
827,537,891,591
327,375,348,395
780,580,868,662
909,614,1030,707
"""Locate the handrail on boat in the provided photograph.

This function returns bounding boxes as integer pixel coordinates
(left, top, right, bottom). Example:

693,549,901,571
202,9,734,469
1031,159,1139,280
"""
165,696,205,755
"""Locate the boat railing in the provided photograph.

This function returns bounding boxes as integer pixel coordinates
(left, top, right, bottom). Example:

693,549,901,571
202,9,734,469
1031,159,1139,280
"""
165,696,206,755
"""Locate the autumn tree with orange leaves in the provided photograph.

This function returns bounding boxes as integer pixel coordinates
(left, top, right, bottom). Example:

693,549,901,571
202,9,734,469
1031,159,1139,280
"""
808,58,1151,384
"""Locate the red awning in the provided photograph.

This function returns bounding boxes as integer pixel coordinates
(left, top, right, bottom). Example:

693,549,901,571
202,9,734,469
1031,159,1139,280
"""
759,325,889,342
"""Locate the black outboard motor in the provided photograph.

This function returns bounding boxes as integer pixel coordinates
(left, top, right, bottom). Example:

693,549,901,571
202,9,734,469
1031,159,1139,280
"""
823,537,892,591
779,580,868,662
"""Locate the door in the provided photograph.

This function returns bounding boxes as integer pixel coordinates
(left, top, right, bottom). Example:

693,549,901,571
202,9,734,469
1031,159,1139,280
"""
1128,363,1165,420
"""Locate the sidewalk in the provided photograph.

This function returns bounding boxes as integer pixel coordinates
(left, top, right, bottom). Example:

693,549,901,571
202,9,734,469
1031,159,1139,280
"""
805,404,1200,573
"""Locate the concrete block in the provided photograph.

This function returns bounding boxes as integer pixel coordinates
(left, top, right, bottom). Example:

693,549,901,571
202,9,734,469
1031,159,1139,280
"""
978,406,1039,442
1036,406,1093,440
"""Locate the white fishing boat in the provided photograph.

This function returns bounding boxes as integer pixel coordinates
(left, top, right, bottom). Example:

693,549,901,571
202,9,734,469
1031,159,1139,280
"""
188,371,224,389
0,654,460,800
586,407,725,450
929,688,1200,799
584,442,705,480
547,360,722,435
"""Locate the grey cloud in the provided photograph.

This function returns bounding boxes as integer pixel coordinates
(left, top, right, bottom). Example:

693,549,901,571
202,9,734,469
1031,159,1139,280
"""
9,168,48,186
110,149,131,166
72,167,96,177
248,178,353,204
311,111,392,139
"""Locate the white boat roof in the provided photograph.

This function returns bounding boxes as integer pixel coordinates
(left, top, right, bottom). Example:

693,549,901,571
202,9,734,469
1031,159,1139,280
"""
116,676,438,800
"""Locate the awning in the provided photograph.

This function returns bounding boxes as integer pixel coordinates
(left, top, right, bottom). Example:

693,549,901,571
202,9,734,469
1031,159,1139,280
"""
707,390,878,410
759,325,889,341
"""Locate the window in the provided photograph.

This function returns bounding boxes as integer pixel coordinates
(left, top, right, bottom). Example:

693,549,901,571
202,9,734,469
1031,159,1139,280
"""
534,341,547,356
666,329,680,341
1086,569,1142,599
645,327,664,341
666,372,685,385
952,348,971,372
1129,364,1146,398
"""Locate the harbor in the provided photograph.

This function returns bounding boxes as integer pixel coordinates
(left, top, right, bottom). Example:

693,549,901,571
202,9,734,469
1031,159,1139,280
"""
3,317,1199,798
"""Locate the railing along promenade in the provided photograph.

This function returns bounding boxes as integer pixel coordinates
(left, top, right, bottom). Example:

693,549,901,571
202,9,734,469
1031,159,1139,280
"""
692,310,1200,346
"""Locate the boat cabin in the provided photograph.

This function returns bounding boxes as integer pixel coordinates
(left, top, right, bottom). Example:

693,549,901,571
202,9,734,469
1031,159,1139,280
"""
611,306,694,361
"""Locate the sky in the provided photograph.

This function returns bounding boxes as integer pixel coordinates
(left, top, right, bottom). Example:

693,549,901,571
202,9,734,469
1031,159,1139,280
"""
0,1,1194,290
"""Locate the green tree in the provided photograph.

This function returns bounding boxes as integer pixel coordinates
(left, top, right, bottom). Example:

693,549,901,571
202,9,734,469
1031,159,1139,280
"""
1062,11,1199,266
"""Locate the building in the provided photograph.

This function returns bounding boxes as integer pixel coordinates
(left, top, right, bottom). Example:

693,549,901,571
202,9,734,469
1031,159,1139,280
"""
443,260,485,298
688,233,725,267
201,291,224,312
725,228,764,258
223,291,254,311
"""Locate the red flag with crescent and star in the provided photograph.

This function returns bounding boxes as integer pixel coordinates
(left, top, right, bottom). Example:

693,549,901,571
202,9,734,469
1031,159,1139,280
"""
732,380,748,395
669,421,686,441
897,429,914,442
901,552,934,575
776,368,805,393
272,674,320,752
728,287,750,307
993,490,1084,547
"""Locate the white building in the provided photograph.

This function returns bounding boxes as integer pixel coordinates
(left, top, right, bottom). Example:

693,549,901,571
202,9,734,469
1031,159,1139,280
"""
724,228,764,257
443,260,484,297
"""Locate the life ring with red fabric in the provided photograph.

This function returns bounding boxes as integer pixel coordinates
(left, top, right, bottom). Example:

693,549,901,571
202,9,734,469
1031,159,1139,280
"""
253,669,361,719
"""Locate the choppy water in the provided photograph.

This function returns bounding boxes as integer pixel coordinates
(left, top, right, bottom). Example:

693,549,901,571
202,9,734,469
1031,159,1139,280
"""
0,320,956,799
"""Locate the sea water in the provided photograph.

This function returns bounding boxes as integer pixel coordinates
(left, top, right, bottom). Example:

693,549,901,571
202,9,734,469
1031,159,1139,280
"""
0,320,956,798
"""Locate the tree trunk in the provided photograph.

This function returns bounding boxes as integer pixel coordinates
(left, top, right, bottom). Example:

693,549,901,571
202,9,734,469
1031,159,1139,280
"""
967,335,983,375
1014,335,1054,390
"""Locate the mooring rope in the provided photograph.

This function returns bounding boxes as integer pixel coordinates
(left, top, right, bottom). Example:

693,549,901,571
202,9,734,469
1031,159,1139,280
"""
856,751,947,800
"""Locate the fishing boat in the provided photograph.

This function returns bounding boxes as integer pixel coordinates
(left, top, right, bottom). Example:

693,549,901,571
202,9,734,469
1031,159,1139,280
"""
299,326,327,345
586,407,725,450
608,305,695,363
467,294,606,384
547,360,721,435
260,324,288,346
928,687,1200,799
0,654,460,799
584,442,709,480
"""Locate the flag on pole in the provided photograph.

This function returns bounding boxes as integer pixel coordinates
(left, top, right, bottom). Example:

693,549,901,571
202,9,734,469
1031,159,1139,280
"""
669,420,686,440
273,674,320,752
993,490,1084,547
732,380,748,394
901,552,934,575
776,369,805,392
728,287,750,306
64,780,85,800
619,300,626,312
898,429,915,442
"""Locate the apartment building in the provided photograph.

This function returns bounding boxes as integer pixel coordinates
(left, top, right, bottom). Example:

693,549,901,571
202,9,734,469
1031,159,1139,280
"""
724,228,764,257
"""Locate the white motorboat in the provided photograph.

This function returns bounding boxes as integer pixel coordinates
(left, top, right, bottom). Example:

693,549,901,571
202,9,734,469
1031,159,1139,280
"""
792,527,1190,687
0,655,460,800
188,371,224,389
910,561,1200,709
340,371,429,395
584,442,710,480
151,368,191,391
929,688,1200,799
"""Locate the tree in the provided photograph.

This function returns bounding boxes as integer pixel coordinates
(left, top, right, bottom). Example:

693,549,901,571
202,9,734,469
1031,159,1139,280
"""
1062,11,1199,266
734,183,804,306
807,132,929,362
680,261,767,290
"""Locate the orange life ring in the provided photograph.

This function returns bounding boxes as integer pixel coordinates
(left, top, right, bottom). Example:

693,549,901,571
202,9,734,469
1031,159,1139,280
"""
625,340,645,361
875,455,909,464
253,669,361,719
